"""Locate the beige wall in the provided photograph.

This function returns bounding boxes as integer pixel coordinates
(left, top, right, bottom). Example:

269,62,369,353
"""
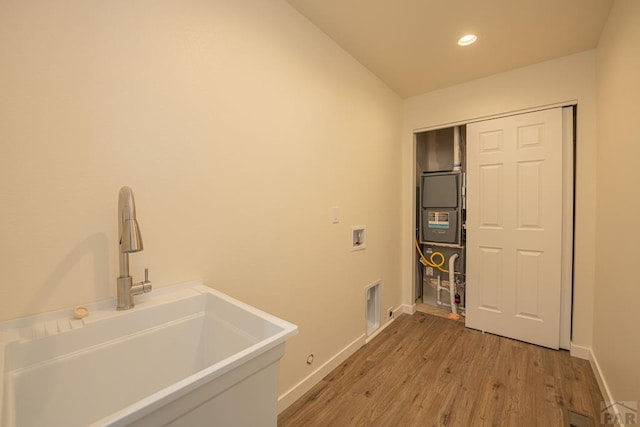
0,0,402,397
401,51,598,348
7,0,637,412
594,0,640,405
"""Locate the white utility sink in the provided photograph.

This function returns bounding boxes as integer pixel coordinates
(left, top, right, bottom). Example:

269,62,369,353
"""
0,281,297,427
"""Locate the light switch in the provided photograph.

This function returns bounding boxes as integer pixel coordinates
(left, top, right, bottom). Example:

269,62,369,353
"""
332,206,340,224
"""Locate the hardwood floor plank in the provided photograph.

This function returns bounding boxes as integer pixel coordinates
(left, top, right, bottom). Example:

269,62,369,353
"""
278,312,604,427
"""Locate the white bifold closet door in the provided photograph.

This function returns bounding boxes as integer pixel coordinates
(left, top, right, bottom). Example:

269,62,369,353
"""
465,107,563,349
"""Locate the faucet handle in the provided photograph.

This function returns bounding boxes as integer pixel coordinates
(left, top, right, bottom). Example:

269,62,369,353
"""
131,268,152,296
141,267,152,293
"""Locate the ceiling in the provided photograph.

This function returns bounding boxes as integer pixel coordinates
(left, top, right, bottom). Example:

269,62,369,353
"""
286,0,613,98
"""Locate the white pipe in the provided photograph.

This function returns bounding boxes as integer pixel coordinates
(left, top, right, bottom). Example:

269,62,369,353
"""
449,254,459,315
453,126,461,172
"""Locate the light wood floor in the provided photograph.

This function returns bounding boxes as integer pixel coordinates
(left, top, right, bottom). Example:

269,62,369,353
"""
278,312,604,427
415,302,464,321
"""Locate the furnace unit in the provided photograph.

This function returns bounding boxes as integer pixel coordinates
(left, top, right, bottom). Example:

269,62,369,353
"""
419,171,463,245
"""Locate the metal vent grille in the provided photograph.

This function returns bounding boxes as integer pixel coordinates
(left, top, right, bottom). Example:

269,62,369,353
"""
565,409,593,427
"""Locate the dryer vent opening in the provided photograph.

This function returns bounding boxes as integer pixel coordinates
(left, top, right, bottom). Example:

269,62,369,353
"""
365,281,381,337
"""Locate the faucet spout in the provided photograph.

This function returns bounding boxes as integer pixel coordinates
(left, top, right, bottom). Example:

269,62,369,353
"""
119,186,143,253
117,186,152,310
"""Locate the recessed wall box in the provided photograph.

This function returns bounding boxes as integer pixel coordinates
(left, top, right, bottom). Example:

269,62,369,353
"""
352,226,366,251
365,280,381,337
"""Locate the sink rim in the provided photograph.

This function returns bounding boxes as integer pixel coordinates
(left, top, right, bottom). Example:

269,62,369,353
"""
0,280,298,427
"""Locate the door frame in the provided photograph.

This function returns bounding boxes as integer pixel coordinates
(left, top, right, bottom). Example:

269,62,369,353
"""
559,106,574,350
411,102,575,350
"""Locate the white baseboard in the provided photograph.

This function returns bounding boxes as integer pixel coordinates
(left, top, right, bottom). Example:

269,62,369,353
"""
393,306,405,318
277,333,366,413
571,343,612,400
277,304,408,414
590,348,614,402
589,349,625,427
571,344,624,426
401,303,416,315
570,342,591,360
365,313,396,343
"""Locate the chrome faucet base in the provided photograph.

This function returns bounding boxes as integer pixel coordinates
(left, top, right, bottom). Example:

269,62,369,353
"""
117,275,152,310
116,276,134,311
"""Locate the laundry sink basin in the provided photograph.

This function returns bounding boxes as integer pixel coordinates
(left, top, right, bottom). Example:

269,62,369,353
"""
0,281,297,427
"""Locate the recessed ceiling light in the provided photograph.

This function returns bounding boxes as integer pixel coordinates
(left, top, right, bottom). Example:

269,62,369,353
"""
457,34,477,46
